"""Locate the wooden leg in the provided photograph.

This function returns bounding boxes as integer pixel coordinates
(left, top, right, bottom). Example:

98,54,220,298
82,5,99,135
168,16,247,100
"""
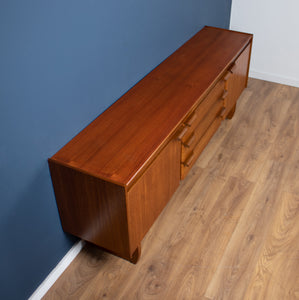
226,104,236,119
129,245,141,264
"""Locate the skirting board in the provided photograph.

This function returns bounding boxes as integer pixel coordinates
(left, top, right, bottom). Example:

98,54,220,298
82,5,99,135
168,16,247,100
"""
250,69,299,88
28,240,85,300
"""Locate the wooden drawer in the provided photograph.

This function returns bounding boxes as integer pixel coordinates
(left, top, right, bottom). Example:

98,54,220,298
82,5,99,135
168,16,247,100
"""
181,115,222,179
181,98,224,162
181,78,226,144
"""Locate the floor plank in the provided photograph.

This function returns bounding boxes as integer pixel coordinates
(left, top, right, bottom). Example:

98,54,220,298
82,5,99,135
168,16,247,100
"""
44,79,299,300
204,159,285,300
243,191,299,300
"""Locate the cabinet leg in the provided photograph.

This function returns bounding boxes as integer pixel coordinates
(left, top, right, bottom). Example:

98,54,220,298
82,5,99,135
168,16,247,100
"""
226,104,236,119
130,245,141,264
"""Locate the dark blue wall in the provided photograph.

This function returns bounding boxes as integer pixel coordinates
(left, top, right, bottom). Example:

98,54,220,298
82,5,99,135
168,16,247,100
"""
0,1,231,299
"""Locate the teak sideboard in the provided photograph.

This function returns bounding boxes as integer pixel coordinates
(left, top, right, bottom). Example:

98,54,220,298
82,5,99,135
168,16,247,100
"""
48,26,253,263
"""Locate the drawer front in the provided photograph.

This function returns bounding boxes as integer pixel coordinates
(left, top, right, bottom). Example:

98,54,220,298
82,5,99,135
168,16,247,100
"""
181,98,223,162
181,115,222,179
181,78,226,143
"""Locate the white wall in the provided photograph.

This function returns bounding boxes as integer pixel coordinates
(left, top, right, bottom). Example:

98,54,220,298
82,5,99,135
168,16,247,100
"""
230,0,299,87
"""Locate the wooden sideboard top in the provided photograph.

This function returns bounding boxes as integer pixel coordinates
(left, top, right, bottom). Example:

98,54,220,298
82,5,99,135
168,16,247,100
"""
50,26,252,187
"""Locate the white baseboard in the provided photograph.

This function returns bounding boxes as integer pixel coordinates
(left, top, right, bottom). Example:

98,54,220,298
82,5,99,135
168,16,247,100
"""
28,240,85,300
249,69,299,88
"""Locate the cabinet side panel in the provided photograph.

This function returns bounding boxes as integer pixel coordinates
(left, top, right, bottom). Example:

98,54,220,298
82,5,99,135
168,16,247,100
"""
226,42,252,115
48,161,130,258
126,139,181,254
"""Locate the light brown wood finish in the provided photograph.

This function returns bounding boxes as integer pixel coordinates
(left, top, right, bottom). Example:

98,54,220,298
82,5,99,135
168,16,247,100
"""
44,79,299,299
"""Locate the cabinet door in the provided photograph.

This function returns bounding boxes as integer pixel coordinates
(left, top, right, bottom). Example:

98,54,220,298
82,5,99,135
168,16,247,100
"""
126,138,181,255
225,43,251,118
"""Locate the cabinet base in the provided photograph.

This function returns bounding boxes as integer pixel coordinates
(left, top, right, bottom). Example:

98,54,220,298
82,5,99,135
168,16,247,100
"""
129,245,141,264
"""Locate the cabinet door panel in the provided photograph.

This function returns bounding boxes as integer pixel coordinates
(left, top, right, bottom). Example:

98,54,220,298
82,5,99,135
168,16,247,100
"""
225,43,251,117
126,139,181,254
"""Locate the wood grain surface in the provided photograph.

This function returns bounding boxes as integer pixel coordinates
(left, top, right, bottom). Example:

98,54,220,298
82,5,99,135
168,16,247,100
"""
126,138,181,254
50,27,252,187
44,78,299,300
225,43,252,118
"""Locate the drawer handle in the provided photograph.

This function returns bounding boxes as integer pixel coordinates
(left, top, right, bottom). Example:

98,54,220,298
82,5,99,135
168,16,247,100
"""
223,72,231,81
182,152,195,167
221,90,228,100
229,63,237,74
184,112,197,127
182,132,196,148
221,90,228,106
219,107,227,119
176,126,189,141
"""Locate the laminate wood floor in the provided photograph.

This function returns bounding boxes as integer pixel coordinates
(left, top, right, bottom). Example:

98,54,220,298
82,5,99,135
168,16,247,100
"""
44,79,299,300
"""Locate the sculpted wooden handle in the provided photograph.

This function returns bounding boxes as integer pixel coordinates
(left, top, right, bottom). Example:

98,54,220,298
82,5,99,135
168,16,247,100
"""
182,152,195,167
182,132,196,148
177,126,189,140
184,112,197,127
223,71,231,81
229,63,237,73
221,90,228,100
221,90,228,106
